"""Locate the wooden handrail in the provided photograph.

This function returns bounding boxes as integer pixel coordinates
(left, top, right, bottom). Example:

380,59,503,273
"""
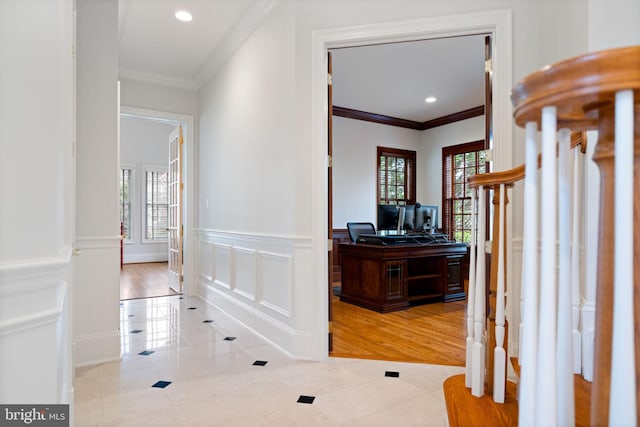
467,131,585,188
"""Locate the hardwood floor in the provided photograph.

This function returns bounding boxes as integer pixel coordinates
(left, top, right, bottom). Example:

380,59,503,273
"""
330,292,467,366
120,262,180,300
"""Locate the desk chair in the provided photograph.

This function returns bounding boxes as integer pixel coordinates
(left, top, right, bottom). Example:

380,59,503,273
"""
346,222,376,243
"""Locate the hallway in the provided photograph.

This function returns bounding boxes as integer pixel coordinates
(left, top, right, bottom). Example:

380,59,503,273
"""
120,262,180,300
74,295,463,426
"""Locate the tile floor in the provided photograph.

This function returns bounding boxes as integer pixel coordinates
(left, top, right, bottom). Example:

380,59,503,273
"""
74,295,463,426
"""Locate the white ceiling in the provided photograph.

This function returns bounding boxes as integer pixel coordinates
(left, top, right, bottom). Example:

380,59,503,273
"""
118,0,262,89
331,36,486,123
118,1,486,122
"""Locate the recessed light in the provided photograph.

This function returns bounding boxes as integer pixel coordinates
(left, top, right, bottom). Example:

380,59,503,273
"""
175,10,193,22
425,96,437,103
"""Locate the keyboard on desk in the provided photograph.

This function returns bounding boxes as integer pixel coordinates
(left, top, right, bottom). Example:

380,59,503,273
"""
356,233,451,246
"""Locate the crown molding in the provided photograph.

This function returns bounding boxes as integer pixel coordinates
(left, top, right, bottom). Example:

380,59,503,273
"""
194,0,281,88
333,106,423,130
333,105,485,130
421,105,484,130
118,68,199,91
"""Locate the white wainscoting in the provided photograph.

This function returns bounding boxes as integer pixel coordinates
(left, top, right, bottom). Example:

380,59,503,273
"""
73,235,121,367
196,229,316,359
0,248,72,404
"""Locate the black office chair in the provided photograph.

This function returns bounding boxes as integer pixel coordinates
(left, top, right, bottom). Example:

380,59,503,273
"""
346,222,376,243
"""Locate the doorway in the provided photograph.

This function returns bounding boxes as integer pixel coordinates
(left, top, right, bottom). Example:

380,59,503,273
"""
329,35,486,365
311,10,513,362
119,106,195,300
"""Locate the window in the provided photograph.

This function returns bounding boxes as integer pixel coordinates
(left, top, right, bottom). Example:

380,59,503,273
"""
377,147,416,205
145,168,169,241
442,141,487,242
119,168,133,241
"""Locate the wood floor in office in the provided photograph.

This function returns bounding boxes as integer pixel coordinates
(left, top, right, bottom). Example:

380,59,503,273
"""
120,262,180,300
330,293,467,366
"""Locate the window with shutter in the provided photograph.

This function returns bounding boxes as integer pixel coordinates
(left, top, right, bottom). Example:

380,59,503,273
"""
442,140,486,242
144,168,169,241
119,167,133,242
377,147,416,206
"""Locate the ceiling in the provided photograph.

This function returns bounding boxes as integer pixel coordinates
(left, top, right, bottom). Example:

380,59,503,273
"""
331,36,486,123
118,0,486,123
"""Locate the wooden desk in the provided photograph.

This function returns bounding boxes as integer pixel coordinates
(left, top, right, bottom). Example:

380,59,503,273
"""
339,241,468,313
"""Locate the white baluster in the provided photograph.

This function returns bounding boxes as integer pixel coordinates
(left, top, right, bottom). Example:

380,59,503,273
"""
571,146,582,374
493,183,506,403
466,187,477,388
535,106,557,427
609,89,636,426
472,185,486,397
519,121,539,427
557,128,575,427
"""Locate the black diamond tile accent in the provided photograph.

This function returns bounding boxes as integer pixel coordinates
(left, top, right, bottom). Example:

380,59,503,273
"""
297,395,315,404
203,320,214,323
223,336,237,341
128,314,135,318
188,307,197,310
385,371,400,378
151,380,172,389
253,360,268,366
138,350,155,356
130,329,143,334
179,297,184,299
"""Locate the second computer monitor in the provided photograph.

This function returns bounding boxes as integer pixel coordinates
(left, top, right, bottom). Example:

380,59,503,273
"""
415,204,439,233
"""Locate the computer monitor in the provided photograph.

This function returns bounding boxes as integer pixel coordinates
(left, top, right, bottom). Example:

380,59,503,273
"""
415,204,439,233
377,204,399,231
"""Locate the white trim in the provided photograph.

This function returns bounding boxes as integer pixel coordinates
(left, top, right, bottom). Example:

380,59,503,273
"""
123,253,168,264
0,248,71,277
73,331,122,368
199,285,320,360
311,9,513,360
120,106,196,296
194,0,281,87
75,235,121,250
0,250,71,335
197,228,312,248
118,67,199,91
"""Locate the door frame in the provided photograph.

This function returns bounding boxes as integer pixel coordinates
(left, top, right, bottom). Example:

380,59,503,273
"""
310,10,513,360
120,106,196,296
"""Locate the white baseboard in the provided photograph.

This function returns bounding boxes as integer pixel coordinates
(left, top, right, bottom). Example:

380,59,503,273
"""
123,253,168,264
74,331,121,367
202,281,322,360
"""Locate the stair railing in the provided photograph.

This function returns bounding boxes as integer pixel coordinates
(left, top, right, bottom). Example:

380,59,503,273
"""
465,132,586,407
512,46,639,426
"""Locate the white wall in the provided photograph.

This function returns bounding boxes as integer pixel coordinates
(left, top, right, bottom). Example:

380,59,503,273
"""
0,0,74,404
332,117,422,228
119,78,199,119
196,0,594,360
332,115,484,230
578,0,640,381
74,0,121,367
197,1,320,358
120,116,176,263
